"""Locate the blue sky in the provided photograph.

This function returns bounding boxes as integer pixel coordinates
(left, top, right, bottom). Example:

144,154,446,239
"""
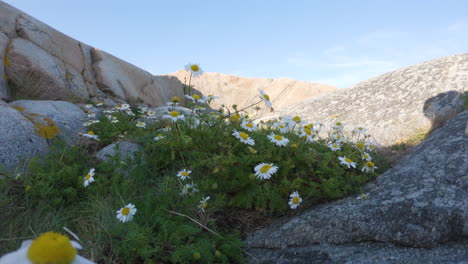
4,0,468,88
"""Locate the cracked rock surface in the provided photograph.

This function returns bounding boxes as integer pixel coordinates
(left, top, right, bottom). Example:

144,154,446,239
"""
246,111,468,263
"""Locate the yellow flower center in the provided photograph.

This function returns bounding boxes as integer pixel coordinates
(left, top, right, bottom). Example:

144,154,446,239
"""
157,134,163,137
263,94,270,101
87,131,95,135
192,94,201,100
25,185,31,191
190,65,200,72
181,172,189,176
249,147,257,154
239,132,249,140
279,125,284,128
85,173,91,180
336,122,342,126
121,207,131,216
201,202,208,209
304,128,312,135
356,142,365,150
292,116,301,123
260,164,272,173
366,161,375,168
345,158,353,163
27,232,77,264
138,122,144,126
171,96,180,102
292,196,300,204
246,123,253,128
170,111,179,117
193,252,201,260
291,144,299,148
304,124,313,129
274,135,283,141
333,144,339,148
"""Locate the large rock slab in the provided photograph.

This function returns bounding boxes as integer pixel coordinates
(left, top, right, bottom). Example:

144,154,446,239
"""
11,100,86,144
248,244,468,264
0,32,9,100
262,54,467,146
0,2,22,37
91,49,184,107
170,70,336,114
246,111,468,255
0,103,48,172
5,38,89,102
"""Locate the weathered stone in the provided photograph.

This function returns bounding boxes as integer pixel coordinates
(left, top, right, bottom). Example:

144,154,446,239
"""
5,38,89,102
246,111,468,252
0,103,48,172
15,14,99,96
0,2,22,37
11,100,86,144
96,141,142,163
91,49,184,107
261,54,467,146
248,243,468,264
0,31,9,100
169,70,336,115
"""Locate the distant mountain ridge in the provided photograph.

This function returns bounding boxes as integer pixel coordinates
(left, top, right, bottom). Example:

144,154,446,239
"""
169,70,336,113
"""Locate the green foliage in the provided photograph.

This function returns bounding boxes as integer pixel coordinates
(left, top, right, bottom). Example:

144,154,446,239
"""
0,94,388,263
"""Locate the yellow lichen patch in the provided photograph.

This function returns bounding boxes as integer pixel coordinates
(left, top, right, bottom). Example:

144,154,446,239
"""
10,105,25,112
24,113,60,139
3,54,10,67
65,72,73,81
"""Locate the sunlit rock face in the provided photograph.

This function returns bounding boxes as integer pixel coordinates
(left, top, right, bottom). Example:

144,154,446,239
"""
261,54,467,146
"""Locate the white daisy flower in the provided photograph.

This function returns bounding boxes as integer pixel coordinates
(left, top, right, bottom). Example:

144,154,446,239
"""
103,109,116,114
259,90,272,107
198,196,211,212
154,134,165,141
332,121,345,131
353,126,367,134
163,110,185,122
328,143,341,152
312,122,324,132
83,168,95,187
338,156,356,169
116,203,137,223
356,193,369,200
193,106,206,112
288,191,302,209
96,101,104,106
361,152,372,161
81,131,99,140
121,104,131,110
177,169,192,180
365,141,376,151
0,232,95,264
185,94,206,104
361,161,378,173
267,133,289,147
181,182,199,196
203,94,219,102
125,110,135,116
83,121,92,127
185,63,204,77
254,163,279,180
85,104,93,109
161,126,172,132
274,122,290,133
232,130,255,146
300,128,315,143
241,120,258,132
87,112,96,118
111,117,119,123
331,133,346,143
136,121,146,128
138,106,148,113
90,119,100,124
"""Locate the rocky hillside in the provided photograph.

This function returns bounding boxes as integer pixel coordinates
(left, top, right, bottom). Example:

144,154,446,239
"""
169,70,336,113
260,54,467,146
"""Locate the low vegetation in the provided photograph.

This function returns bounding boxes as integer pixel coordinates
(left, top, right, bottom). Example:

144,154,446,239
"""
0,65,389,263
